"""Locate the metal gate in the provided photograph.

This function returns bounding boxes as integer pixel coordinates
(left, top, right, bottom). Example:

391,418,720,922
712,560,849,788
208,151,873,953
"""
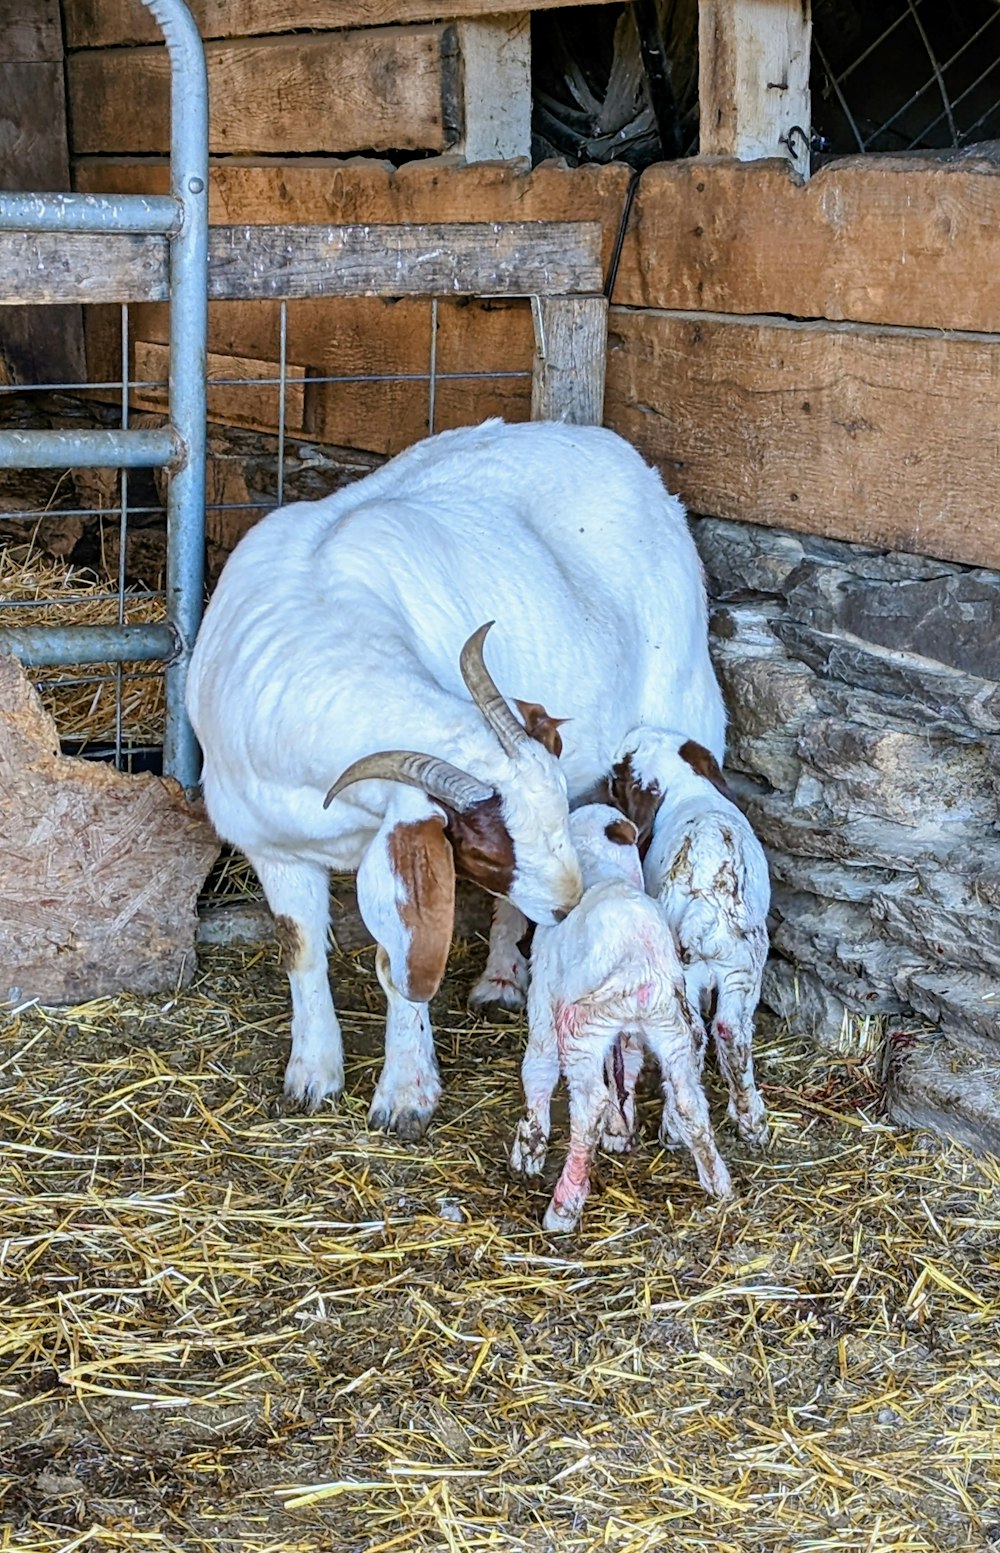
0,0,207,788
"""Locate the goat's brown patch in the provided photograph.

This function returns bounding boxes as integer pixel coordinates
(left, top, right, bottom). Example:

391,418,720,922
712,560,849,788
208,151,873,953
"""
445,793,516,897
605,817,638,847
274,914,302,971
679,739,734,802
601,753,663,859
387,815,456,1002
513,698,569,758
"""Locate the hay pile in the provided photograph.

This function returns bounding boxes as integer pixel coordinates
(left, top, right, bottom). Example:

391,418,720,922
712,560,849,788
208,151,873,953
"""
1,931,997,1553
0,543,165,748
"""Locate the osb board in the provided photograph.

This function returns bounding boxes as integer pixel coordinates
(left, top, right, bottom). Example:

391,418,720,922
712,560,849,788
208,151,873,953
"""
604,307,1000,572
67,27,458,157
0,656,220,1003
63,0,602,48
76,158,629,456
612,154,1000,334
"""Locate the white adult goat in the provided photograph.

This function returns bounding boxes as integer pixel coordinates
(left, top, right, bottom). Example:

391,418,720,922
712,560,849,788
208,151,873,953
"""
186,419,724,1138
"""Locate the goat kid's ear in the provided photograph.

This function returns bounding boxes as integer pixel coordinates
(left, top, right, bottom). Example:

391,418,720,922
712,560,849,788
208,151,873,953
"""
356,813,456,1003
605,752,663,860
605,817,638,847
513,697,570,759
678,739,736,803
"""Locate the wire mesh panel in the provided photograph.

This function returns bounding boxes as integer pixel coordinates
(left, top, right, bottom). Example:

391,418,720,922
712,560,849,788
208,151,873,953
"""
813,0,1000,155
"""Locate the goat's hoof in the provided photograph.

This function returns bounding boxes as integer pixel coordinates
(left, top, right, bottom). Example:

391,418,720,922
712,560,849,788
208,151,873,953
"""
368,1089,437,1141
282,1055,344,1112
542,1198,583,1234
467,976,526,1020
510,1118,547,1177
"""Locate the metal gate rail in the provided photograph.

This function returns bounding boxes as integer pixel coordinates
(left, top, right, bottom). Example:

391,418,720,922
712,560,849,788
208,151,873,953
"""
0,0,207,788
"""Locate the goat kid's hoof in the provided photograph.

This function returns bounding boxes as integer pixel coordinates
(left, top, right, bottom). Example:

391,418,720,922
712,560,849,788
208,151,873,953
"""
367,1089,437,1142
731,1106,771,1152
542,1197,583,1234
509,1117,547,1178
467,976,526,1020
600,1128,634,1155
282,1056,344,1112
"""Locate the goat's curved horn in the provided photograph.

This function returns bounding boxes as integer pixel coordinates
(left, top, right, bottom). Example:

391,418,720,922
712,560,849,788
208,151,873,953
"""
324,751,494,812
460,621,529,758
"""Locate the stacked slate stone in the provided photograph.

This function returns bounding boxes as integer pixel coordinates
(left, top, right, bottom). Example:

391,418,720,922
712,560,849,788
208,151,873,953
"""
693,518,1000,1153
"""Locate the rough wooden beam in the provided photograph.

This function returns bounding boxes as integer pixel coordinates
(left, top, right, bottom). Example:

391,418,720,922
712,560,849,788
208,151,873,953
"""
133,343,307,436
62,0,602,50
0,221,603,307
67,28,459,157
605,306,1000,571
699,0,811,177
0,655,219,1004
612,154,1000,334
455,14,532,162
531,296,608,424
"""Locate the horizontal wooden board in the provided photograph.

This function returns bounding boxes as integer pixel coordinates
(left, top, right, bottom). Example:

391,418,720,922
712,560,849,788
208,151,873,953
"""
613,154,1000,334
67,27,457,156
604,307,1000,571
133,342,306,435
63,0,601,50
0,221,602,306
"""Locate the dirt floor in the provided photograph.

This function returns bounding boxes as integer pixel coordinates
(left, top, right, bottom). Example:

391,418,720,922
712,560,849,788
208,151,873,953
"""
1,923,999,1553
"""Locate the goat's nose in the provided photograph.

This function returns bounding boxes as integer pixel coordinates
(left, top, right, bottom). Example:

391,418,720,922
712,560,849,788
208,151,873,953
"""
552,907,569,924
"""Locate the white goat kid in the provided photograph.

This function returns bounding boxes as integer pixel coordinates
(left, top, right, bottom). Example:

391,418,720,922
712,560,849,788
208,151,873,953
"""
511,805,733,1233
613,730,771,1150
186,419,724,1138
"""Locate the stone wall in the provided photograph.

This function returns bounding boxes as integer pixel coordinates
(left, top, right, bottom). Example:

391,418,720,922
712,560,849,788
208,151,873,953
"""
694,518,1000,1154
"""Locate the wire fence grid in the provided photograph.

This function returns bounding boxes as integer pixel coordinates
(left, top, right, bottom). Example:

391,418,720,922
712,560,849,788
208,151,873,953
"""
1,295,531,774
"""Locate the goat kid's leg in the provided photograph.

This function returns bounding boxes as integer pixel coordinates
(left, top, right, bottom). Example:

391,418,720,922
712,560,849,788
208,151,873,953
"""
468,899,530,1017
510,1001,559,1178
544,1028,616,1233
713,984,769,1150
368,947,441,1141
254,856,344,1110
600,1033,644,1153
645,1023,732,1200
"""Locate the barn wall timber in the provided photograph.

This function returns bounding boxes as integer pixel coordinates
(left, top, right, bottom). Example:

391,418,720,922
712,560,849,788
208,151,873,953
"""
73,157,631,456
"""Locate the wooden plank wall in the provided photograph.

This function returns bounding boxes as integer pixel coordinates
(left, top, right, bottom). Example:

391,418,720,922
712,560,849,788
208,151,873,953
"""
604,152,1000,570
74,158,631,456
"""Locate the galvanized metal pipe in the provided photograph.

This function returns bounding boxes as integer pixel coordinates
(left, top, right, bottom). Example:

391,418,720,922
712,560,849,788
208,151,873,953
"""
145,0,209,790
0,191,181,235
0,428,178,469
0,624,176,668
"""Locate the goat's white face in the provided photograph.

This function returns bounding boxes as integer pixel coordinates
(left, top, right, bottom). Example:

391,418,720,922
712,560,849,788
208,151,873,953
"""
495,740,582,926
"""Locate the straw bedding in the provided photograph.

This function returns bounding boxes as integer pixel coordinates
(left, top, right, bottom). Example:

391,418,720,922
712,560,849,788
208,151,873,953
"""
1,926,998,1553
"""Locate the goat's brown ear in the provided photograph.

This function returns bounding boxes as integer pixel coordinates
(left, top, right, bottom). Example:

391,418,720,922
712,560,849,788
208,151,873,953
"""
678,739,734,802
444,793,516,898
358,814,456,1003
513,698,569,759
605,817,638,847
606,752,663,860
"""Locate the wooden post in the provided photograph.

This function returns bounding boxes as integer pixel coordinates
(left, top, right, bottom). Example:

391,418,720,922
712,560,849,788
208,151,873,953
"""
530,295,608,425
698,0,812,178
454,14,532,162
0,0,85,383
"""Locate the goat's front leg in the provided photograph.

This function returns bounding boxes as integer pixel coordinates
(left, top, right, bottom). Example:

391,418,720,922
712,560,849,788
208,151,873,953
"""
544,1021,616,1233
368,947,441,1141
713,978,769,1150
510,995,559,1178
253,854,344,1110
468,899,530,1017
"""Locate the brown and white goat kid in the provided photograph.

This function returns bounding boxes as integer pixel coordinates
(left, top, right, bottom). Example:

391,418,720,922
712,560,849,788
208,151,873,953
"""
511,805,733,1233
608,731,771,1150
